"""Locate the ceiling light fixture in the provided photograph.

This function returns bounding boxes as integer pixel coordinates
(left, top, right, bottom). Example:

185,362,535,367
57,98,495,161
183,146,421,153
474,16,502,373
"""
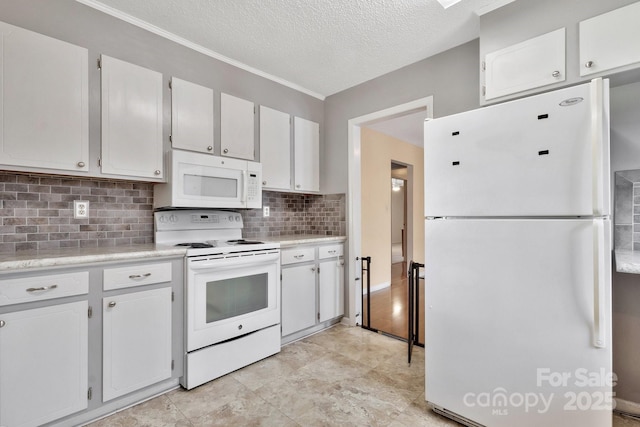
436,0,463,9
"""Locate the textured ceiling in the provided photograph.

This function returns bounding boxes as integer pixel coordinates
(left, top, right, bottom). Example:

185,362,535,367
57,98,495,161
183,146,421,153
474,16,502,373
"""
80,0,514,98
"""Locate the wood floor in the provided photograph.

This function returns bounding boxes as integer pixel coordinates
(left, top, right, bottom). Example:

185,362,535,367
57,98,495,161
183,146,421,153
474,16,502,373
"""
362,262,425,343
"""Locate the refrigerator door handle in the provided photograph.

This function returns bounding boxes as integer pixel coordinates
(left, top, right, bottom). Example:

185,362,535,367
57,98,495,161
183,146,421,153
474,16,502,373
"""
591,78,605,216
593,219,606,349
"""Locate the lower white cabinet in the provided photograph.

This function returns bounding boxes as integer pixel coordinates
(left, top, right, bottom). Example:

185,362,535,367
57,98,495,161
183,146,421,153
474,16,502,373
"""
0,301,88,427
280,242,344,339
0,257,183,426
319,258,345,323
281,264,317,336
102,287,172,402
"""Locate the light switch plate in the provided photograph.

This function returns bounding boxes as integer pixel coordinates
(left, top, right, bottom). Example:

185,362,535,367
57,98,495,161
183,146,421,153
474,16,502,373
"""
74,200,89,219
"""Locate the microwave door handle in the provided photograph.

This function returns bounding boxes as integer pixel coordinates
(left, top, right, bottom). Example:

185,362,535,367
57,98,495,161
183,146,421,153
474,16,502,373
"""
242,170,247,206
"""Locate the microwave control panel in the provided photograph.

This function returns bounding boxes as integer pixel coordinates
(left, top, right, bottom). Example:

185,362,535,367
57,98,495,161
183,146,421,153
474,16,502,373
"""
246,169,262,208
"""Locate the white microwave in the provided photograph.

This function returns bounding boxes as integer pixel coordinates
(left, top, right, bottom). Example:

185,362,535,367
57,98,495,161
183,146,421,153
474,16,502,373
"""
154,150,262,209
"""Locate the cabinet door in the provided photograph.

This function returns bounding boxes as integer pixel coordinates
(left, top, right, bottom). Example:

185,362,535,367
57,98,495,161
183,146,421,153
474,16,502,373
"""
281,264,317,336
103,287,171,402
293,117,320,192
221,93,255,160
0,301,88,427
171,77,214,154
484,28,565,100
101,55,163,179
579,2,640,77
319,258,344,322
259,106,291,190
0,21,89,173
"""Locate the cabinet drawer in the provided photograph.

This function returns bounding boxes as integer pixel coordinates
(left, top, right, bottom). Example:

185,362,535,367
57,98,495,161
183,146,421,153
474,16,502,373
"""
103,262,172,291
0,271,89,306
318,244,343,259
281,247,315,265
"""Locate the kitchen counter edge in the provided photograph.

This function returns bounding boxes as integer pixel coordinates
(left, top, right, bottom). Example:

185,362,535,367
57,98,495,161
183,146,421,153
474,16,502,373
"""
262,235,346,248
615,249,640,274
0,244,187,273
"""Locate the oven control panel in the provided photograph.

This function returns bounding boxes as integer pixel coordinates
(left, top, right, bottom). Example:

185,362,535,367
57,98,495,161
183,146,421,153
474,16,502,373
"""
155,210,243,230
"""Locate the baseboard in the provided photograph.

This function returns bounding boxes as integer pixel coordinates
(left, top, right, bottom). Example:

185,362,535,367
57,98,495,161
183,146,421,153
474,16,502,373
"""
362,281,390,294
615,398,640,416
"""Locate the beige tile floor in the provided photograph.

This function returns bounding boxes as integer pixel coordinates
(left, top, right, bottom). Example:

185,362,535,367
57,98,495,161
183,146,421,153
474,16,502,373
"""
88,325,640,427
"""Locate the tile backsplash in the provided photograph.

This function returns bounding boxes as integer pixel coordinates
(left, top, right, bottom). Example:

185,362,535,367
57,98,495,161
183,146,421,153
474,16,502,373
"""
0,172,346,252
0,173,155,252
242,192,346,238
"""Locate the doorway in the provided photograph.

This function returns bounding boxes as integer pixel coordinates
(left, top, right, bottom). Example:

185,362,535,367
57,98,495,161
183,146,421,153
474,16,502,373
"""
347,97,432,330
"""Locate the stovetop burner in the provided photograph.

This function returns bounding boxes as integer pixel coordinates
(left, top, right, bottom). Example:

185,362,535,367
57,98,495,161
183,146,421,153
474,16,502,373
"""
176,242,214,249
227,239,265,245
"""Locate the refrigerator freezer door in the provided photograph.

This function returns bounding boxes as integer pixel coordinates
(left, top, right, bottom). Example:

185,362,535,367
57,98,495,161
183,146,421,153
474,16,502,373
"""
424,79,610,217
425,218,612,427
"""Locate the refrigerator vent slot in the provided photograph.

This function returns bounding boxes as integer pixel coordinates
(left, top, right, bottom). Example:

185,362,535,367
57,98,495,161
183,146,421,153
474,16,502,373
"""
538,114,549,120
538,150,550,156
452,131,460,136
452,161,460,166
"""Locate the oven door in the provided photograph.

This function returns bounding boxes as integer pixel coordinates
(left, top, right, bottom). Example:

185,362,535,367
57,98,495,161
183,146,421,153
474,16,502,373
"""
186,253,280,352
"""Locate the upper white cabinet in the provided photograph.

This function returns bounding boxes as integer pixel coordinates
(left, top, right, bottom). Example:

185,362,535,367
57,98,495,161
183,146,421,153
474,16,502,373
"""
484,28,566,100
101,55,164,180
0,301,88,427
294,116,320,192
0,21,89,173
221,93,255,160
103,287,172,402
171,77,214,154
579,2,640,77
260,106,291,190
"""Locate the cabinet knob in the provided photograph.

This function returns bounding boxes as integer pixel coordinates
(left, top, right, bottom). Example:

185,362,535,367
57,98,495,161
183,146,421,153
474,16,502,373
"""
311,267,316,272
296,184,301,188
108,301,116,308
262,181,267,186
585,61,594,69
552,70,560,78
0,320,5,328
207,146,213,151
77,161,85,168
154,170,161,175
223,148,229,154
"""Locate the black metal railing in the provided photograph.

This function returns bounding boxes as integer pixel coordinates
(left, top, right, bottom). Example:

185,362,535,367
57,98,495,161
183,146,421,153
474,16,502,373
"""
359,256,378,332
408,261,425,364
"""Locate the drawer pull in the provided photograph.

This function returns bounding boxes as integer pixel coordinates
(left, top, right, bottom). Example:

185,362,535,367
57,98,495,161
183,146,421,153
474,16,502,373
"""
294,255,305,259
129,273,152,279
328,250,336,254
26,285,58,293
108,301,117,308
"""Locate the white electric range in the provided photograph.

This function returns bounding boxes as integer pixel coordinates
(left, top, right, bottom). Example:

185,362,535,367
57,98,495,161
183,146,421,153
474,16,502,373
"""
155,209,281,389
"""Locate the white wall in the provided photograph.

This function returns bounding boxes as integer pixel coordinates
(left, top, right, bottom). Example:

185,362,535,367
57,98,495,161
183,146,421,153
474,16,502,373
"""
391,184,405,245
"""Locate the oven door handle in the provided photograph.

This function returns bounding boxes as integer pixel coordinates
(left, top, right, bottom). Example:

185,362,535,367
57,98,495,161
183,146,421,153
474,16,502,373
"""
188,252,280,270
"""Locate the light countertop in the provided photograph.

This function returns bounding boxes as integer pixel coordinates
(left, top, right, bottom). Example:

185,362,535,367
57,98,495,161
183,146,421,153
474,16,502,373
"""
261,234,346,247
0,244,187,273
615,250,640,274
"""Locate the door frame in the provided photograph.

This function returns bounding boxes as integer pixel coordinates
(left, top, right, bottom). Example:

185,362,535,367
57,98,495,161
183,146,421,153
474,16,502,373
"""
346,96,433,326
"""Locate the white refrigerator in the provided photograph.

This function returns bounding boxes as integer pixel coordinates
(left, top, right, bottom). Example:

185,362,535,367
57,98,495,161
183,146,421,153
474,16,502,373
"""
424,79,612,427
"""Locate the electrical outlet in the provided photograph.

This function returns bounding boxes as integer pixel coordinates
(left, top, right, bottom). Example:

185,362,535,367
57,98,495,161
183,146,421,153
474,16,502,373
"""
263,206,270,217
74,200,89,219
